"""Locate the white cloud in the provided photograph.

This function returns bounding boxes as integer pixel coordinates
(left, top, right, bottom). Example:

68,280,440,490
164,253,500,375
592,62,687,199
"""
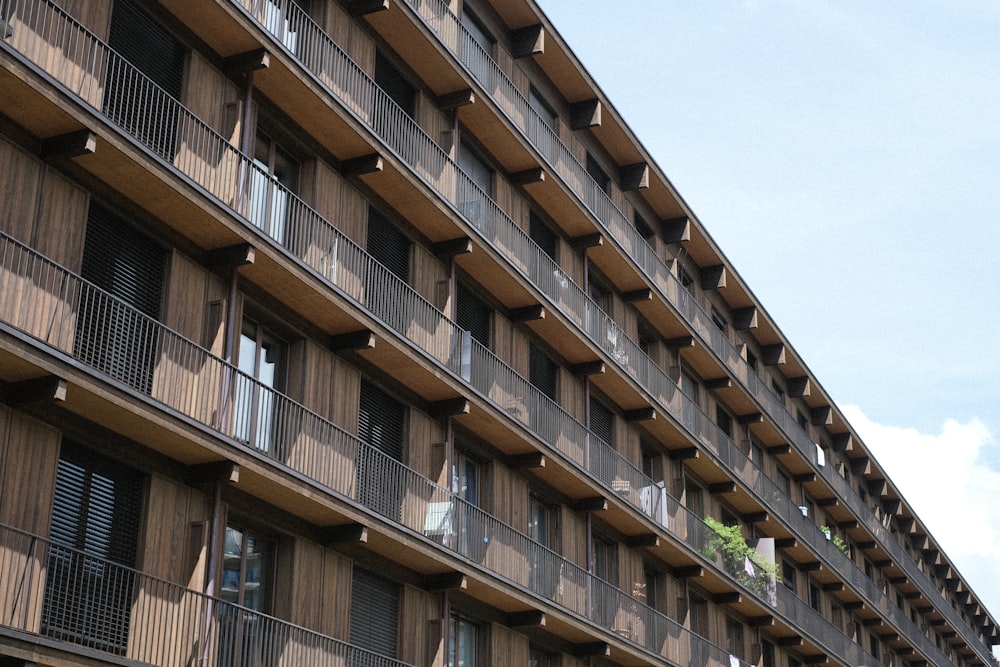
839,405,1000,654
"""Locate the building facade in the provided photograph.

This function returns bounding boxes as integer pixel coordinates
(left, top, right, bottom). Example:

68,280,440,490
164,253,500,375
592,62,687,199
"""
0,1,996,666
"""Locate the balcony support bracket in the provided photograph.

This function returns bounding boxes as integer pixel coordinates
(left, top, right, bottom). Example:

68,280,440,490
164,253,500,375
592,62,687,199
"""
320,523,368,545
328,330,376,352
40,129,97,160
1,375,67,406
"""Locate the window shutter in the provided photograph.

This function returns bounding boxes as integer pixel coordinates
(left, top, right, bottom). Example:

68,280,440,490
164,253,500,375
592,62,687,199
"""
589,396,614,445
529,211,556,260
529,344,557,400
374,50,415,118
350,567,399,657
367,206,410,282
358,380,404,461
456,283,490,347
107,0,185,99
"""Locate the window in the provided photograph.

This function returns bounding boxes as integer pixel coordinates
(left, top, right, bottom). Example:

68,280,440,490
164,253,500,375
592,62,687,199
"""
634,212,655,241
453,448,485,560
591,533,618,626
529,343,558,401
809,582,821,611
528,87,557,130
367,205,410,282
44,442,143,654
375,49,416,118
715,404,733,438
761,640,776,667
782,559,796,592
75,203,166,394
589,395,614,445
449,614,478,667
528,494,558,596
234,316,287,456
529,211,557,260
678,265,694,294
528,649,553,667
746,349,758,371
586,153,610,193
458,140,493,228
460,8,494,85
104,0,185,159
456,281,491,348
725,616,745,659
358,379,406,519
249,129,299,243
711,306,728,335
772,378,785,404
221,524,274,611
680,369,700,405
350,567,399,659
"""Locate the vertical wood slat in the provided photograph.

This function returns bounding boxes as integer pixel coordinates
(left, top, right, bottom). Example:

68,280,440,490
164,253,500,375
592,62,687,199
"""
489,622,527,666
399,584,441,667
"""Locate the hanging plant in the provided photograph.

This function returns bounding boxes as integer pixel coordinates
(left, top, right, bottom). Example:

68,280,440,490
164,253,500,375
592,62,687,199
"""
703,516,780,597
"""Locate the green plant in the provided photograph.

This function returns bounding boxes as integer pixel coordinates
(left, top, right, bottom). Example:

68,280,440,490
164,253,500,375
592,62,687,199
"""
703,517,779,597
821,525,850,556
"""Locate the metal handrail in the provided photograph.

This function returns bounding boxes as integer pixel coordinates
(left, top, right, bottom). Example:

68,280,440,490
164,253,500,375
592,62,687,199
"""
3,0,985,661
0,522,413,667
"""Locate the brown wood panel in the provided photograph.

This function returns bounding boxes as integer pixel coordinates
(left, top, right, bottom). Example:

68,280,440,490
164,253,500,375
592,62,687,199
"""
0,139,43,245
59,0,111,40
34,166,88,270
288,539,351,639
558,367,585,423
0,407,60,533
406,409,444,481
163,252,209,342
183,51,240,139
400,584,442,667
411,244,448,309
141,473,210,585
489,622,527,666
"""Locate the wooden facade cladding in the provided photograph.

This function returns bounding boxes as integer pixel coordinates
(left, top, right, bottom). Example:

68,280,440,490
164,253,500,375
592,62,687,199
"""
0,408,61,535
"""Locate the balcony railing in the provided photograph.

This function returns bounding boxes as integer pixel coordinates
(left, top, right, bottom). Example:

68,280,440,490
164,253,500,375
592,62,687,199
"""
395,1,995,659
0,236,766,667
2,0,986,661
0,522,412,667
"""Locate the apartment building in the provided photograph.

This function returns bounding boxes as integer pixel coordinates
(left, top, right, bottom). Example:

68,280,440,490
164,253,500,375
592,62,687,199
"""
0,1,996,666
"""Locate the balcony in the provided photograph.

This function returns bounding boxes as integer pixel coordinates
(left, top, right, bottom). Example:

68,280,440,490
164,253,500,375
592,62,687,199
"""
0,522,412,667
1,0,988,661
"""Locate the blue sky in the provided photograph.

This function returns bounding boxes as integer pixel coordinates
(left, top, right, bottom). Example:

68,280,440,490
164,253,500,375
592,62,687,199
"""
537,0,1000,650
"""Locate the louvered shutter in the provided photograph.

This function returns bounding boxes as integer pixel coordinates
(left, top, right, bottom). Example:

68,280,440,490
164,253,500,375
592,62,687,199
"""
357,380,405,520
350,568,399,657
589,397,614,445
43,441,142,654
358,380,404,460
529,344,557,400
456,283,490,347
75,203,165,393
367,206,410,282
105,0,185,158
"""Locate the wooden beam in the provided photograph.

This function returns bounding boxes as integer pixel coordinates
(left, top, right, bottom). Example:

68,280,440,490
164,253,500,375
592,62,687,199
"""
867,478,887,496
569,232,602,249
738,412,763,425
41,129,97,160
432,236,473,258
424,572,467,591
856,540,876,550
803,656,828,665
509,304,545,322
793,472,815,483
862,617,884,627
699,264,726,290
748,615,774,628
572,642,609,658
623,407,656,423
207,243,255,270
799,562,822,572
672,565,703,578
570,360,604,377
742,511,768,523
328,329,375,352
777,636,802,647
787,376,811,398
626,534,659,548
713,592,742,605
830,432,852,452
822,582,844,592
623,288,652,303
222,48,270,74
342,153,383,176
569,99,601,129
665,335,694,350
849,456,870,475
429,398,470,419
1,375,67,406
704,377,731,390
668,447,699,461
661,216,690,243
842,601,864,611
761,343,786,366
774,538,796,549
816,497,839,508
510,23,544,58
186,461,239,486
510,167,545,185
347,0,389,16
708,481,736,494
810,405,832,426
437,88,475,110
767,444,792,455
732,307,758,331
507,610,546,627
619,162,649,191
507,453,545,470
837,520,858,530
320,523,368,545
572,497,607,513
